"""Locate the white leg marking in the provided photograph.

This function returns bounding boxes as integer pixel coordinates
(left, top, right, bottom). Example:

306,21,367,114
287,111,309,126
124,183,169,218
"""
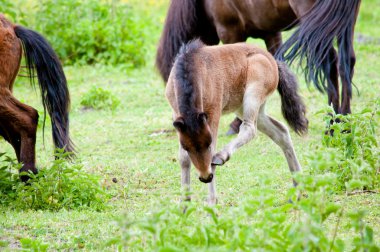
257,104,302,185
208,165,217,206
179,146,191,201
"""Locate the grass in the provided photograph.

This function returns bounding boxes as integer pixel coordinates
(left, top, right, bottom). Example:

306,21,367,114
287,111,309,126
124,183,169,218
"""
0,0,379,250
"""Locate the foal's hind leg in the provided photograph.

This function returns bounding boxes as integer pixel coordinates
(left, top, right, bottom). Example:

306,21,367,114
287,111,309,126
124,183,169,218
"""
0,90,38,180
257,105,301,186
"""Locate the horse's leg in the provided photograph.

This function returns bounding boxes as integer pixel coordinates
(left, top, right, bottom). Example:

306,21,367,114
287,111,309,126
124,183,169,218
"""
0,91,38,180
207,165,217,206
212,85,262,165
208,120,220,206
339,40,356,115
0,124,21,161
327,48,340,113
257,105,301,186
179,145,191,202
264,33,283,55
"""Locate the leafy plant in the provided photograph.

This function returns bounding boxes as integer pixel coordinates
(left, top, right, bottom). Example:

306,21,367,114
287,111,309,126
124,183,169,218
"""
0,150,110,211
80,86,120,111
33,0,149,67
308,100,380,192
108,174,379,251
20,238,49,252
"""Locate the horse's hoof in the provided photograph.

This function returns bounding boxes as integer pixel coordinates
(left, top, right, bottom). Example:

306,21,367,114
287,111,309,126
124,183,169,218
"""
19,167,38,182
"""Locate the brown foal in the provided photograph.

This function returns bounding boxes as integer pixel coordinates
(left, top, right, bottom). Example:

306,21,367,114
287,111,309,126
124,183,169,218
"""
166,41,308,205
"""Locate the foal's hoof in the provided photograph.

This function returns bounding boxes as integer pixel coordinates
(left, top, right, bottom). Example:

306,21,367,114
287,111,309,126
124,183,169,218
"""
212,156,225,166
226,127,238,136
212,153,229,166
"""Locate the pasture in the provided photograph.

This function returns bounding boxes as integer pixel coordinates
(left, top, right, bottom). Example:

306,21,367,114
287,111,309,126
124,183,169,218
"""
0,0,379,250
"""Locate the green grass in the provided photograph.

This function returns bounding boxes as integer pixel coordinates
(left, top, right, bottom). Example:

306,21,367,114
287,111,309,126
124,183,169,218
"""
0,0,380,250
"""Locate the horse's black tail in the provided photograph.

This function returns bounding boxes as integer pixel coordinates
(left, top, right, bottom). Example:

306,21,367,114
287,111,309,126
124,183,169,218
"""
14,25,75,153
276,61,308,135
156,0,219,82
276,0,361,96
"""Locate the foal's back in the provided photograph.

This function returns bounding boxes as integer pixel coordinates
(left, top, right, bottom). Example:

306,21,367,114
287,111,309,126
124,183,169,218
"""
167,42,279,116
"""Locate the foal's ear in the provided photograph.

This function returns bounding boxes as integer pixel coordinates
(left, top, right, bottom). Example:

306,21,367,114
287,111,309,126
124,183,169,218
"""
173,117,186,132
197,112,208,124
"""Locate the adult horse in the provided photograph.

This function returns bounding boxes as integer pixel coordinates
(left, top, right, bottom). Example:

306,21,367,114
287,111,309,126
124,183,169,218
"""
0,14,74,181
156,0,361,134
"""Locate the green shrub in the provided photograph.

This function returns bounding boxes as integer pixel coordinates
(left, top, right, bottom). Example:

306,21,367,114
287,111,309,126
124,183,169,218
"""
0,0,16,18
0,150,110,211
80,86,120,110
308,99,380,192
33,0,149,67
20,238,49,252
108,174,379,251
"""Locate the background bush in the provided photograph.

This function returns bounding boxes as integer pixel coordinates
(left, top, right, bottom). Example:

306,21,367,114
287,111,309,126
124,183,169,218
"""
0,151,110,211
308,100,380,192
32,0,150,67
80,86,120,111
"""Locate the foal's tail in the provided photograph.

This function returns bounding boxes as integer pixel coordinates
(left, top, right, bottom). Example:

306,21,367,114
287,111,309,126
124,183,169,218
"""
14,26,75,153
156,0,219,82
276,61,308,135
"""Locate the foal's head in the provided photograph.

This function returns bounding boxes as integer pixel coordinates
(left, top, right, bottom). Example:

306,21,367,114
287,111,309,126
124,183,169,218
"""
173,112,213,183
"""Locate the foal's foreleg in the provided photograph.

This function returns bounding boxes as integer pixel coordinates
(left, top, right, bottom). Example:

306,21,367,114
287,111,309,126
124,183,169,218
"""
213,88,262,166
179,146,191,202
257,108,301,186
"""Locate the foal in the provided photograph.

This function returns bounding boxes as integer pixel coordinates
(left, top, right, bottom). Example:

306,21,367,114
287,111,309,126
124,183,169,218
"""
166,40,308,205
0,14,73,181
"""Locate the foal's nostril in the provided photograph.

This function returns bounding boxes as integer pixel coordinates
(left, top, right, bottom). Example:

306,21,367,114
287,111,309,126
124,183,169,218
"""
199,173,213,183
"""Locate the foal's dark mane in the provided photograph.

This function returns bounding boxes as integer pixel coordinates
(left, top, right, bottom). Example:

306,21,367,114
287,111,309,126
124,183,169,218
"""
175,40,205,132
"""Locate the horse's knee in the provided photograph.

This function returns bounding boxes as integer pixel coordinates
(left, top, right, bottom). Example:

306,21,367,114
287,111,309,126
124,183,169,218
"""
24,108,39,136
239,122,256,140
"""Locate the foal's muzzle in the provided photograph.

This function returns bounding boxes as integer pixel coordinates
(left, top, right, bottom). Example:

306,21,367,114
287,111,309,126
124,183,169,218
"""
199,173,213,183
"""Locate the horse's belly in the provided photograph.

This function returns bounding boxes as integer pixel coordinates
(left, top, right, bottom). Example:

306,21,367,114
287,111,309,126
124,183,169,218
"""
222,92,243,115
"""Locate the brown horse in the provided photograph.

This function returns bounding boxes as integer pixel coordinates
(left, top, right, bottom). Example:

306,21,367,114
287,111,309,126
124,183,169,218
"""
166,40,308,205
0,14,74,181
157,0,361,134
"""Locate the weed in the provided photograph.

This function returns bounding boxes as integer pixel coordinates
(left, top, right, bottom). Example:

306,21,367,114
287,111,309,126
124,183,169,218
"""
80,86,120,111
20,238,49,252
308,99,380,192
0,150,110,211
33,0,149,67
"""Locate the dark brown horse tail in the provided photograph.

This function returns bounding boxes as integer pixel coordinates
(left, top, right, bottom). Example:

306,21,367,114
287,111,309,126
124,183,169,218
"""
276,0,361,97
276,60,308,135
156,0,219,82
14,26,75,154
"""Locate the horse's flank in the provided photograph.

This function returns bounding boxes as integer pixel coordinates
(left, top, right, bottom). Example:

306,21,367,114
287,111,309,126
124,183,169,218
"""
0,14,21,90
